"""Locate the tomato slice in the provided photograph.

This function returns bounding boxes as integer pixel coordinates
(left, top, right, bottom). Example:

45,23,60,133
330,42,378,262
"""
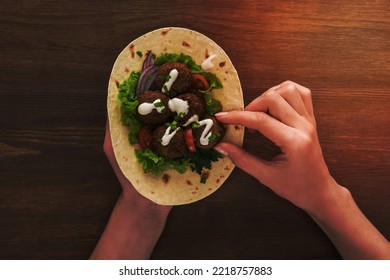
192,74,209,90
138,126,153,150
184,128,196,153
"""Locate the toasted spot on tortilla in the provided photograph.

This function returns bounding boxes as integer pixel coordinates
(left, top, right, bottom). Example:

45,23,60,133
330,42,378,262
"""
216,178,220,184
219,61,226,68
125,67,129,73
129,44,135,58
111,77,119,87
161,29,171,36
162,173,170,184
235,125,241,130
205,49,209,58
182,41,191,47
224,166,230,171
186,180,193,186
192,191,197,194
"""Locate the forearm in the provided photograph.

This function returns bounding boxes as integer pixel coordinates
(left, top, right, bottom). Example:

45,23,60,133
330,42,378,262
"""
309,184,390,259
90,193,170,260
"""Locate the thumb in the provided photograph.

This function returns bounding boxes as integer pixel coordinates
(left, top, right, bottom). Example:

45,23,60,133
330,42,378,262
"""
215,142,272,183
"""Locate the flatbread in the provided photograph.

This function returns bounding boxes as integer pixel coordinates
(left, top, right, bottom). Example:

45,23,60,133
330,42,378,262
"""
107,27,244,205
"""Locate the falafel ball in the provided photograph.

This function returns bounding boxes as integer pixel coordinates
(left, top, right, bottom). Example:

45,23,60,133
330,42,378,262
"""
153,125,188,158
154,62,192,97
136,91,172,125
193,116,226,149
171,93,205,126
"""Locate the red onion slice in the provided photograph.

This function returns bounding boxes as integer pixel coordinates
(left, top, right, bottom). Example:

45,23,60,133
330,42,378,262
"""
142,50,154,70
136,65,159,96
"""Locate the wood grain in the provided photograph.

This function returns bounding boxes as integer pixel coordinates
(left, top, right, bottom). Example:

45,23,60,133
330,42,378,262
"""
0,0,389,259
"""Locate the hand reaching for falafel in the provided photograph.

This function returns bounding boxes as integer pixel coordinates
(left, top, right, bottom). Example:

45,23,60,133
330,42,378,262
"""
215,81,390,259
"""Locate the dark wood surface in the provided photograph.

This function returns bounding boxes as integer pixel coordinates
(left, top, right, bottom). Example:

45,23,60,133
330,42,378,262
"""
1,0,389,260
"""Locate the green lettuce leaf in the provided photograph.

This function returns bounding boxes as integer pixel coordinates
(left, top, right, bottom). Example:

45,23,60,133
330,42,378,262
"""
203,91,222,115
117,71,141,144
201,72,223,91
134,149,190,176
154,52,200,72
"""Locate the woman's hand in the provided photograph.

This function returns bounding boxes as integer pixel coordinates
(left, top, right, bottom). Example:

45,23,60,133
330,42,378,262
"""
90,122,171,260
103,121,171,218
215,81,339,215
215,81,390,259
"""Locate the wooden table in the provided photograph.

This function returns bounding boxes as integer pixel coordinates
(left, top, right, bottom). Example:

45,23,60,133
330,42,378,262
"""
1,0,389,260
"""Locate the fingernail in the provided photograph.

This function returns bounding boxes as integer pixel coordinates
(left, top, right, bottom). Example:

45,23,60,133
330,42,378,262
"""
215,112,228,117
214,145,228,156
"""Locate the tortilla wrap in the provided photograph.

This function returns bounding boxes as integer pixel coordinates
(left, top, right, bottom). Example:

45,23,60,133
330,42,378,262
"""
107,27,244,205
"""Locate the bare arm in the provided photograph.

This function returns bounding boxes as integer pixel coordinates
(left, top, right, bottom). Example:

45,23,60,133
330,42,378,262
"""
90,122,171,260
215,81,390,259
309,186,390,259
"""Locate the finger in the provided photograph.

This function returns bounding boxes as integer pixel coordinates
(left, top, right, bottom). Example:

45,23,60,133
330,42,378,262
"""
103,120,128,182
103,120,141,198
103,120,114,156
276,82,310,119
278,81,315,121
247,83,308,119
244,89,303,128
245,85,279,111
247,81,315,127
216,110,293,148
215,142,273,183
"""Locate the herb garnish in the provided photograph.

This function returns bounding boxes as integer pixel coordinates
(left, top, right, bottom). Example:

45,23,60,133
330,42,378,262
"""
192,121,200,129
154,101,164,108
208,132,221,143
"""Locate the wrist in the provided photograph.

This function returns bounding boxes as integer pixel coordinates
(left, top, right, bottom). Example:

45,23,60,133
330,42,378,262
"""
307,180,352,222
120,191,172,225
90,192,171,260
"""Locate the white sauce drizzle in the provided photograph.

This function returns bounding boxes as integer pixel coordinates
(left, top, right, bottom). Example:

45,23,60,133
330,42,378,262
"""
161,126,179,146
137,99,165,115
162,69,179,93
183,114,199,127
198,119,214,145
168,98,189,115
201,54,216,71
